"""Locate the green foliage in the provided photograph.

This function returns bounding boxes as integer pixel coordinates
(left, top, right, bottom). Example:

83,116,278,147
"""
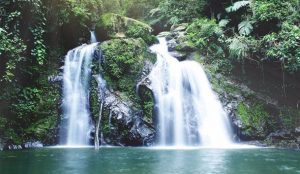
237,102,268,128
238,20,253,36
253,0,299,21
100,38,155,103
158,0,206,25
125,24,157,45
187,18,225,58
227,36,251,60
101,38,146,80
99,13,156,45
226,1,250,13
31,25,46,65
59,0,103,26
262,22,300,72
0,27,26,82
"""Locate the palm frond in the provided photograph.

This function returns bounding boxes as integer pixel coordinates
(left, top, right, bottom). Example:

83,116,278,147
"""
238,20,253,36
226,1,250,13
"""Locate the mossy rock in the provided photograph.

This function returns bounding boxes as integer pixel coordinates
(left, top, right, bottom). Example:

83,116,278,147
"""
96,13,157,45
99,38,155,103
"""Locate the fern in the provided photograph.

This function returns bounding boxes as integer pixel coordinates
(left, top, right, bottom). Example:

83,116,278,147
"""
238,20,253,36
228,36,249,60
226,1,250,13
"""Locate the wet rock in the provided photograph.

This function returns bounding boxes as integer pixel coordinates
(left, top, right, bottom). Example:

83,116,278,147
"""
295,127,300,136
167,39,177,51
157,32,172,40
8,145,22,150
94,75,155,146
268,130,293,141
170,23,188,32
175,42,196,52
24,141,43,149
48,74,63,84
169,51,187,61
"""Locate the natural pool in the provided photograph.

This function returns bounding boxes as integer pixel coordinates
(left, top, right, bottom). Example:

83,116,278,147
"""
0,147,300,174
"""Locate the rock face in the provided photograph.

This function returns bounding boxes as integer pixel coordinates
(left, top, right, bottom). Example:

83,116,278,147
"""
89,38,156,146
94,75,155,146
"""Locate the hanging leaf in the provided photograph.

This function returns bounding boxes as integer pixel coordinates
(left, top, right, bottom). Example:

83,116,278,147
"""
226,1,250,13
228,36,249,60
238,20,253,36
219,19,230,27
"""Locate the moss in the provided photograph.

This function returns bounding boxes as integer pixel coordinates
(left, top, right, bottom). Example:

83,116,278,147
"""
138,86,154,124
237,102,268,128
100,38,155,105
125,24,158,45
90,78,100,120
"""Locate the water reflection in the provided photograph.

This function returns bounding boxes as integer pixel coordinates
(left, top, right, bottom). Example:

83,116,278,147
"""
1,148,300,174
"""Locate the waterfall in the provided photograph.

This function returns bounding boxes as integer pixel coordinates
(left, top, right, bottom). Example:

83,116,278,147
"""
60,42,98,146
150,37,233,147
90,31,97,43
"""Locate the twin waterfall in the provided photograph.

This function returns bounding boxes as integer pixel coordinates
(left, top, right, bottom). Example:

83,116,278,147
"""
150,38,233,147
60,33,233,147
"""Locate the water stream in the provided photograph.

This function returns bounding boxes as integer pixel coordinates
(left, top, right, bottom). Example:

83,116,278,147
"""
150,37,233,147
60,43,98,146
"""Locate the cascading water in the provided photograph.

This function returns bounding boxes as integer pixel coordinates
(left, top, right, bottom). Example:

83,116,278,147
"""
90,31,97,44
150,37,233,147
60,42,98,146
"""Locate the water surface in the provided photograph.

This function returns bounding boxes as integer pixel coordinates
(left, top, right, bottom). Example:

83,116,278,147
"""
0,147,300,174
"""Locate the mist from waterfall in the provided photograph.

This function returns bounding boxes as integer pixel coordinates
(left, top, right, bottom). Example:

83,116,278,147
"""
150,37,233,147
60,42,97,146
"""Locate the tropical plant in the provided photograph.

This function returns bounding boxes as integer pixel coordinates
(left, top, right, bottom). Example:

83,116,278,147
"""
225,0,250,13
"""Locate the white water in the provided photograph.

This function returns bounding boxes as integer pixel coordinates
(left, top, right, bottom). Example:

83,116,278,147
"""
150,37,233,147
62,42,98,146
90,31,97,43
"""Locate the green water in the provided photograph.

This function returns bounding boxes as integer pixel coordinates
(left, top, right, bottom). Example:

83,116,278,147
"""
0,147,300,174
